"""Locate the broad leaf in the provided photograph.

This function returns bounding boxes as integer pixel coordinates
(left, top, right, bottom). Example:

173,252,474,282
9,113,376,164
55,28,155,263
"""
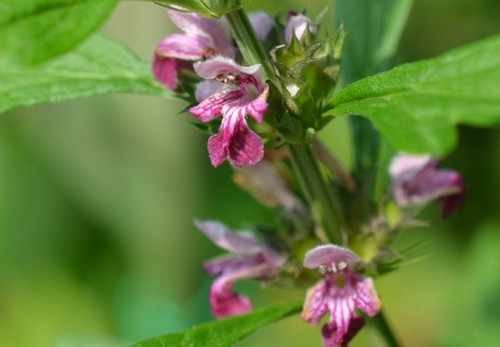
0,0,118,67
129,301,302,347
151,0,246,18
324,34,500,155
0,34,170,115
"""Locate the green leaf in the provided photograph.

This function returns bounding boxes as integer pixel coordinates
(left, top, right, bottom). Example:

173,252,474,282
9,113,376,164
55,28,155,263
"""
0,0,118,67
0,34,170,115
334,0,414,190
335,0,414,85
151,0,247,18
129,301,302,347
325,34,500,155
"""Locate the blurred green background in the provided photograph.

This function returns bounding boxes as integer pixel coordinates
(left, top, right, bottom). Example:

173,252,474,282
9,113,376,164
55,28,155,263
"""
1,0,500,346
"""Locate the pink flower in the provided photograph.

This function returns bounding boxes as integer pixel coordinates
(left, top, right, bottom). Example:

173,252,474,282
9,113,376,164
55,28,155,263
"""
195,220,285,319
284,11,317,43
190,57,269,167
153,10,235,90
301,245,382,347
389,153,465,218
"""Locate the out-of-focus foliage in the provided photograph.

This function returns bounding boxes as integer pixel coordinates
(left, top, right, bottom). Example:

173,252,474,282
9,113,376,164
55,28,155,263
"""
0,34,170,115
0,0,118,66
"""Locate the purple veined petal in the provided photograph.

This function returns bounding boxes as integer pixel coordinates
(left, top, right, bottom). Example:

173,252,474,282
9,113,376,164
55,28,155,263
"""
339,316,365,347
194,56,262,80
226,115,264,168
207,132,229,167
195,220,268,254
195,80,226,102
155,33,213,61
322,316,365,347
190,87,242,122
389,153,433,182
303,244,360,270
301,279,329,326
284,12,316,43
352,276,382,317
237,84,269,123
168,10,235,58
248,11,276,42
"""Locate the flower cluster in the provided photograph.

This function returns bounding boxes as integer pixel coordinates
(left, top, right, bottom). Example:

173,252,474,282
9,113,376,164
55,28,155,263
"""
152,7,467,347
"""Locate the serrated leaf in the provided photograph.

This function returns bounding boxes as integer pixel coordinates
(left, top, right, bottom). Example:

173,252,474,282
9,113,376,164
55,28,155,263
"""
129,301,302,347
0,34,170,115
324,34,500,155
0,0,118,67
151,0,246,18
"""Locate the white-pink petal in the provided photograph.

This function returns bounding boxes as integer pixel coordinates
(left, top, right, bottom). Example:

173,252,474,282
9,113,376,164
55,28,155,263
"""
303,244,360,269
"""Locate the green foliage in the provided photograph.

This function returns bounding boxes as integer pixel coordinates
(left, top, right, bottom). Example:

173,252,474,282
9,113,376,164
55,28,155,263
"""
334,0,414,191
0,34,170,115
335,0,414,85
129,301,302,347
151,0,247,18
325,33,500,155
0,0,118,67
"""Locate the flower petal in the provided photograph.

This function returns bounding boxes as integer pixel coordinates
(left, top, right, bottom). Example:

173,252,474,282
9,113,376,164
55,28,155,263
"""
155,33,213,61
194,56,262,80
352,276,382,316
195,220,267,254
168,10,235,58
209,272,254,319
285,12,316,43
189,87,241,122
303,244,360,270
191,86,244,121
195,80,226,102
152,56,183,90
226,115,264,168
389,153,432,182
248,11,276,42
301,279,329,326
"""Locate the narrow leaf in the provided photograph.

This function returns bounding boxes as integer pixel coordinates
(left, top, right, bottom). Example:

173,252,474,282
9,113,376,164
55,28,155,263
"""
324,34,500,155
151,0,246,18
335,0,414,85
0,34,170,115
129,301,303,347
0,0,118,66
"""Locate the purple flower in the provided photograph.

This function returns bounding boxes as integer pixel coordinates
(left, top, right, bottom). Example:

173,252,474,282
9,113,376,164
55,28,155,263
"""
153,10,235,90
190,57,269,168
284,11,317,43
248,11,276,42
389,153,465,218
301,245,382,347
195,220,285,319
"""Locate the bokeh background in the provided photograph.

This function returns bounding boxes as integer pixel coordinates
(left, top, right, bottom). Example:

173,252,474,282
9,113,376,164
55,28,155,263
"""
1,0,500,346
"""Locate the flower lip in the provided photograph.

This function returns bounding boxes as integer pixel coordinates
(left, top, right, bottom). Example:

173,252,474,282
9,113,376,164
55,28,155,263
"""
194,56,262,80
303,244,360,271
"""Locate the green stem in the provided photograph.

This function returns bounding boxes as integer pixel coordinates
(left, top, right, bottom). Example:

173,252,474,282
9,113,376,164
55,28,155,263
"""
225,8,278,85
225,7,343,244
288,143,344,244
368,311,400,347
